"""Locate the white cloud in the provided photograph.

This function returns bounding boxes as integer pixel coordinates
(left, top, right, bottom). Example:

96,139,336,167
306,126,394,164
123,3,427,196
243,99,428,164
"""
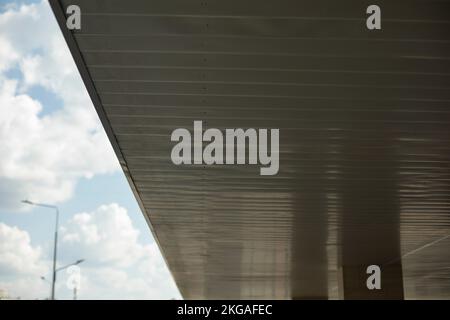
0,204,180,299
0,277,49,300
0,1,179,300
0,222,46,275
59,203,180,299
61,203,179,299
0,201,179,299
0,223,49,299
77,259,179,300
0,1,120,210
61,203,146,268
0,35,18,72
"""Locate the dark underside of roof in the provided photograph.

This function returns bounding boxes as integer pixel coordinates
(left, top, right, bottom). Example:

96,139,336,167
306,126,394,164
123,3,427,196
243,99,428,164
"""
51,0,450,299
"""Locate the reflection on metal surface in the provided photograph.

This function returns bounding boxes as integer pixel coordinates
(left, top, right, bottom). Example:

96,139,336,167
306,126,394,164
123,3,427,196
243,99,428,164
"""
50,0,450,299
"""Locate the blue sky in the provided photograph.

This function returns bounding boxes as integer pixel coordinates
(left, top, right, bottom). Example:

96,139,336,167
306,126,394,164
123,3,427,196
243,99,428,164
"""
0,0,180,299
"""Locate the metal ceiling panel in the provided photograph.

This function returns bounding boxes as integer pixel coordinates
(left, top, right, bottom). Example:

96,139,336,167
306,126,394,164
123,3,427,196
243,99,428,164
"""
50,0,450,299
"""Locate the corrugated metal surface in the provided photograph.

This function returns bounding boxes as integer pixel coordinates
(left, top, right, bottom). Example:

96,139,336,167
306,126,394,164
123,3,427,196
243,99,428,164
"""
51,0,450,299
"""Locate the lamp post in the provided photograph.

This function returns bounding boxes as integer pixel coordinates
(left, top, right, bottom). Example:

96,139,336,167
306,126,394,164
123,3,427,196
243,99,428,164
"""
40,259,84,300
22,200,59,300
55,259,85,272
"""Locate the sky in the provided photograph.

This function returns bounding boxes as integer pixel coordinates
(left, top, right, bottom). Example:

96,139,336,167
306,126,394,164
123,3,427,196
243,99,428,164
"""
0,0,181,299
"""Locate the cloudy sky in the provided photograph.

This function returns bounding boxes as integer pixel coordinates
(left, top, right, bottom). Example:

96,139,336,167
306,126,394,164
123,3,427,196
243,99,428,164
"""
0,0,180,299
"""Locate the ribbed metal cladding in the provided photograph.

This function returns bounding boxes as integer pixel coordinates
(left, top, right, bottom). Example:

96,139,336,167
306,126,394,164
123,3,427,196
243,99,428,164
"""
51,0,450,299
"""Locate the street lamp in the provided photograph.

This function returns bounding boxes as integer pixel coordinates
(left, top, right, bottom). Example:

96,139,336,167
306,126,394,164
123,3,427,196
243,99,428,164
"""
55,259,85,272
41,259,85,300
58,259,85,300
22,200,59,300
